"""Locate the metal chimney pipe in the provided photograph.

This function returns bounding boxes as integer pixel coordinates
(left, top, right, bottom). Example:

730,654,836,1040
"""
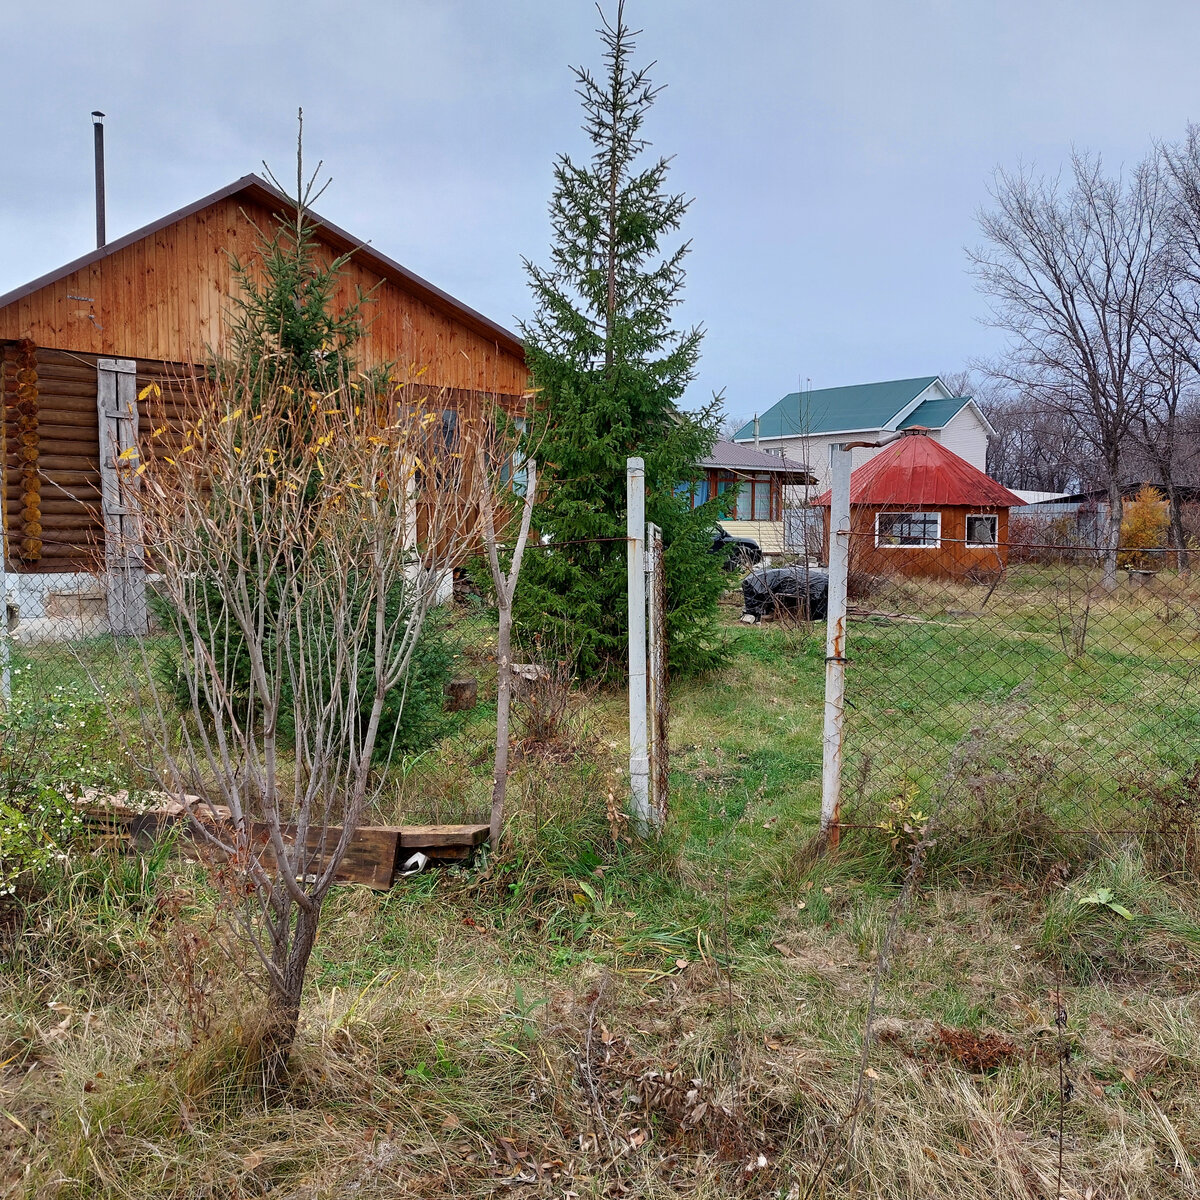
753,413,760,450
92,111,106,248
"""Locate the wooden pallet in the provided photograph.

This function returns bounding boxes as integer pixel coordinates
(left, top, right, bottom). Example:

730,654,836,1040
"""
73,792,488,891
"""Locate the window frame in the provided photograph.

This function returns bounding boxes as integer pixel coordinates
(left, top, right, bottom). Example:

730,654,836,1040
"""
874,510,942,549
965,512,999,548
717,472,774,521
499,416,529,495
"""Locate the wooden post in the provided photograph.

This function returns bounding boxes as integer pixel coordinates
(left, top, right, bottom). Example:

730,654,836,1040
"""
97,358,147,636
647,522,669,824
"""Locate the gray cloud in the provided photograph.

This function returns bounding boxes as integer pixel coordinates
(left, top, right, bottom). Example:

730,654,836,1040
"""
4,0,1199,417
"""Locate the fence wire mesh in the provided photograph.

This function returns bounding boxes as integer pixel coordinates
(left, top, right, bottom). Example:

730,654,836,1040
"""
2,568,120,697
835,528,1200,848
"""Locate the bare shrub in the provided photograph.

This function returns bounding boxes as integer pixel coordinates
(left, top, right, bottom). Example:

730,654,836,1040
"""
118,365,507,1084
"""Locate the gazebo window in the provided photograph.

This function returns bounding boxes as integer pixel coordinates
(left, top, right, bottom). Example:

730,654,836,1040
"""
966,513,998,547
876,511,940,548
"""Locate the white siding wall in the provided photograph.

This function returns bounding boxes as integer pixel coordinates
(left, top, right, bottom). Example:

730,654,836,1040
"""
766,404,990,500
773,431,890,500
934,406,989,472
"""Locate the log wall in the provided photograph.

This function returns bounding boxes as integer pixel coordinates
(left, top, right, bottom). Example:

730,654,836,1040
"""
2,347,517,574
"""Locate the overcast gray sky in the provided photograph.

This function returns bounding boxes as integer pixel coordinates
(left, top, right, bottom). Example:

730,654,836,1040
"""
4,1,1200,419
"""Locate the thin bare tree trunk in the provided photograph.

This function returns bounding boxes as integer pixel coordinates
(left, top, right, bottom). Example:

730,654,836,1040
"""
261,903,320,1089
476,451,538,853
1103,479,1123,590
490,602,513,847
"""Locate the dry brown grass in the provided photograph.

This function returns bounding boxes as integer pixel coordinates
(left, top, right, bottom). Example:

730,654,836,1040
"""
5,851,1200,1198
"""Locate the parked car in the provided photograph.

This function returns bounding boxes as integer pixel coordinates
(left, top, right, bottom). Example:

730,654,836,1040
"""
710,527,762,571
741,566,829,620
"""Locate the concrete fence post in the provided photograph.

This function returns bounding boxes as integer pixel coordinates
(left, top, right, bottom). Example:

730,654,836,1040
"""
820,443,852,846
627,457,651,828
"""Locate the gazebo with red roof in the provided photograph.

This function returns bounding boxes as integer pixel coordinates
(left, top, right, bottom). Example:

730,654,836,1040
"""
813,429,1026,579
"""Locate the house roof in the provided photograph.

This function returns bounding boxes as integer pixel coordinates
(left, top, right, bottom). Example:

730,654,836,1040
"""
700,440,812,476
0,173,525,361
732,376,940,440
812,431,1026,508
898,395,971,429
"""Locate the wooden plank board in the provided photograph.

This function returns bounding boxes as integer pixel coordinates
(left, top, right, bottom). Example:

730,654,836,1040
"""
395,823,490,849
71,794,488,889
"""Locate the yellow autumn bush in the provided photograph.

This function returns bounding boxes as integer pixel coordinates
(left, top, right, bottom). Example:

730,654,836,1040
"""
1118,484,1169,569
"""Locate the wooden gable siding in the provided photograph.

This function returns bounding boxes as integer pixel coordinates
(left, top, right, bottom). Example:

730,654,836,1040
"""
0,195,527,396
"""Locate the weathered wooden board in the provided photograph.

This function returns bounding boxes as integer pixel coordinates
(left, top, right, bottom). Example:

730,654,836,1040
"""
72,793,488,890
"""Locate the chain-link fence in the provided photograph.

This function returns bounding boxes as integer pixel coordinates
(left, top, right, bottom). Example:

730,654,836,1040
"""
2,567,122,698
835,530,1200,847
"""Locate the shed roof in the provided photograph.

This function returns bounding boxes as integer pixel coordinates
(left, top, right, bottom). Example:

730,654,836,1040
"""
0,173,524,361
700,440,811,475
813,431,1026,508
732,376,940,440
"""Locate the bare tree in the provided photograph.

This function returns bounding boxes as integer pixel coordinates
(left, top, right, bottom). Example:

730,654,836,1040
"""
718,412,751,442
474,442,538,850
1138,122,1200,567
125,366,493,1084
970,153,1168,586
982,388,1089,492
939,369,1085,491
1130,334,1194,568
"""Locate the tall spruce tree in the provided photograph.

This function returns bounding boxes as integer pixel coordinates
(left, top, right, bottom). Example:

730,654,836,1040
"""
517,1,728,679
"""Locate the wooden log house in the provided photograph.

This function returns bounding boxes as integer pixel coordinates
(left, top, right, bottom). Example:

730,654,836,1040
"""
0,174,528,624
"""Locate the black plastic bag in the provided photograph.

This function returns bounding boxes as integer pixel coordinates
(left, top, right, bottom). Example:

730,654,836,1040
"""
741,567,830,620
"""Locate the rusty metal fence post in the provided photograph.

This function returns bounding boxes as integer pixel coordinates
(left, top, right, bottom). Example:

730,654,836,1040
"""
647,522,669,823
820,443,852,846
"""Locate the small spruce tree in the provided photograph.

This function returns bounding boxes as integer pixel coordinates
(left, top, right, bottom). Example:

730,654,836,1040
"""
154,117,453,757
224,111,366,388
517,1,728,679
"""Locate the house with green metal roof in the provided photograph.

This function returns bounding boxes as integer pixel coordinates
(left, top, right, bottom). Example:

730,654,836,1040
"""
732,376,995,499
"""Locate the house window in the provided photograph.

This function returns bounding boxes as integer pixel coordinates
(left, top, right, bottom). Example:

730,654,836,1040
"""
965,513,998,547
675,479,710,508
500,417,529,494
876,511,941,548
718,474,772,520
717,478,748,519
751,476,772,520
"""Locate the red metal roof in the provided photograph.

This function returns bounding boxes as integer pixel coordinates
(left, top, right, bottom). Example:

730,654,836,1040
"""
813,431,1026,508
